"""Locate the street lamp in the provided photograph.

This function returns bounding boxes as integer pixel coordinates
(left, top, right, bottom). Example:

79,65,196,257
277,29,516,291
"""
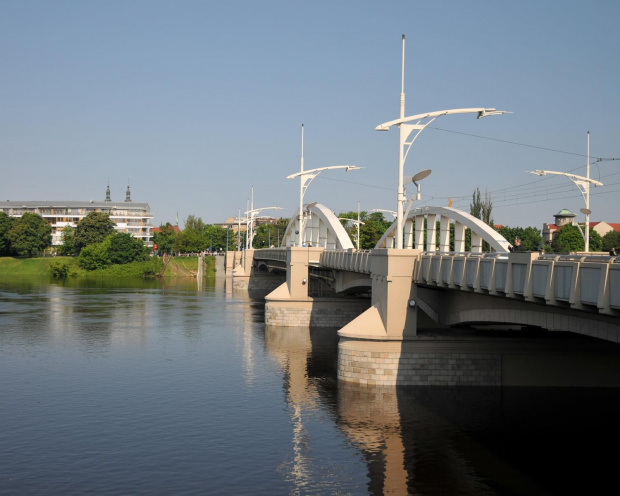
245,207,282,249
339,202,365,250
244,186,282,249
529,135,603,252
371,208,397,219
403,169,432,221
287,124,362,246
375,34,509,249
530,168,602,252
528,131,603,253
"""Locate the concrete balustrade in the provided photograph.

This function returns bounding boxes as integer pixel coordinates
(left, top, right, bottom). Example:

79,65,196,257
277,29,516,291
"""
416,252,620,318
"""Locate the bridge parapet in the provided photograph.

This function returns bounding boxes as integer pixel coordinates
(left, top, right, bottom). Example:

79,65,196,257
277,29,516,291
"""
417,252,620,317
319,249,372,274
252,247,289,263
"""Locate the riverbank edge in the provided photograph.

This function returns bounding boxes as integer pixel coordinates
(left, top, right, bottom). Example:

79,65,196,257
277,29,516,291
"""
0,255,217,278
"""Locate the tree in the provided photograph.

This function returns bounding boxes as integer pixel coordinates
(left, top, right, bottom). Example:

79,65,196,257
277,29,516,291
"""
470,188,482,221
108,232,147,264
178,215,206,252
203,224,228,252
497,226,543,251
360,212,391,249
78,237,112,270
152,223,178,255
57,225,76,255
0,211,15,256
184,215,206,233
471,187,493,251
602,231,620,253
551,225,602,253
74,212,116,253
471,187,493,225
338,211,391,249
7,212,52,257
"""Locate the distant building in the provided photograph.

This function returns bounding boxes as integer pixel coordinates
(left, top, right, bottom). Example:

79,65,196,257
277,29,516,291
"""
151,225,180,234
543,208,620,244
0,185,154,246
589,221,620,238
214,215,282,234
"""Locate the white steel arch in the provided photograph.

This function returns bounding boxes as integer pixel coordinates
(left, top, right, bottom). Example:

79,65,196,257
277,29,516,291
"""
375,205,511,253
281,203,354,250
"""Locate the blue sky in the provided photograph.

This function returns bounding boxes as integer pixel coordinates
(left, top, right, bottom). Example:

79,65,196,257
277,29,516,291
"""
2,0,619,229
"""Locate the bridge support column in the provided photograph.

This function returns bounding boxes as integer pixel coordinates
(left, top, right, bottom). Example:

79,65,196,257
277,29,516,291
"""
228,249,283,294
338,249,424,385
265,247,368,328
224,251,236,275
230,249,254,291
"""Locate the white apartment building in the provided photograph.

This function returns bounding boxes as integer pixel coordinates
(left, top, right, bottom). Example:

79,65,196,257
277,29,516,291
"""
0,185,154,246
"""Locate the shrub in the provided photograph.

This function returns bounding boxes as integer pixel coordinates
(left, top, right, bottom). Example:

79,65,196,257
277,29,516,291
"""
108,232,147,264
49,260,69,278
79,238,112,270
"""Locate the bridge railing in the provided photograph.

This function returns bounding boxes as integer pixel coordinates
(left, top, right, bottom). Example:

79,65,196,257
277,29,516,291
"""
416,252,620,316
252,247,288,262
319,249,372,274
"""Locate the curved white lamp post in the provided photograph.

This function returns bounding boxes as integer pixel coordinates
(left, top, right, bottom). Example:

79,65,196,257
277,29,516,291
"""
339,202,365,250
243,186,282,249
375,34,510,249
529,132,603,252
287,124,362,246
244,207,283,249
371,208,397,219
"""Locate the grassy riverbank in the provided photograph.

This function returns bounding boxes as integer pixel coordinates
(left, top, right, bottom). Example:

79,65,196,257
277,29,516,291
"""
0,255,216,278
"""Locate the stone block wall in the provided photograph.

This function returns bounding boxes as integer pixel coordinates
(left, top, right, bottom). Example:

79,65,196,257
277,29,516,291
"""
266,298,370,328
338,339,501,386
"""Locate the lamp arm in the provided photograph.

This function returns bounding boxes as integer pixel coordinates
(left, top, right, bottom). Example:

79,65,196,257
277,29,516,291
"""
401,116,439,164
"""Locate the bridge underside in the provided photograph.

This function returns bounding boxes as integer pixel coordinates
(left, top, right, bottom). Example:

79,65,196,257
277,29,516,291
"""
416,285,620,342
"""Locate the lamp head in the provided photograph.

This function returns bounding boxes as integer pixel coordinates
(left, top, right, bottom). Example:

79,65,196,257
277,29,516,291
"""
411,169,432,183
477,108,512,119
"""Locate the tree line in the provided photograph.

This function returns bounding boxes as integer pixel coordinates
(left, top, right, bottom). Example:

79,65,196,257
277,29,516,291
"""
152,216,290,254
0,211,148,271
0,212,52,257
2,204,618,263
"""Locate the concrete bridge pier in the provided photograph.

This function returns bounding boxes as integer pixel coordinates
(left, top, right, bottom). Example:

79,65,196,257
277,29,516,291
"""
338,249,424,386
265,247,369,328
226,249,284,294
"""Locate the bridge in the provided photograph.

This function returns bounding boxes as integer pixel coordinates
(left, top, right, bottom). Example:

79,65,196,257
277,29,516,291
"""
226,203,620,387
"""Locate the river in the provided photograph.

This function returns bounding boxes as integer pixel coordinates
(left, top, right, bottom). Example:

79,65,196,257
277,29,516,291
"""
0,276,617,495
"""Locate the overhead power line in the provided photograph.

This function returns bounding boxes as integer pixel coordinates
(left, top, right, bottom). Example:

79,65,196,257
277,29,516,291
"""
428,126,610,160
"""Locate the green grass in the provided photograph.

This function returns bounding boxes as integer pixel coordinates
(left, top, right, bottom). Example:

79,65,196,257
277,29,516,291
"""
0,256,59,276
84,258,163,278
0,255,215,279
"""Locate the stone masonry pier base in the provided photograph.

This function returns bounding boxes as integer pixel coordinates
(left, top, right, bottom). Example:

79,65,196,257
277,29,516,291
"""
338,332,620,387
265,282,369,328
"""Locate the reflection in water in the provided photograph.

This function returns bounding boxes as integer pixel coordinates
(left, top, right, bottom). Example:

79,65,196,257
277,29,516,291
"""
2,277,619,495
264,325,367,494
265,321,620,495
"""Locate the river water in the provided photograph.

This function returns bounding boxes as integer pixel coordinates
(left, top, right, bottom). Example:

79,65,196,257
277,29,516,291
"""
0,276,618,495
